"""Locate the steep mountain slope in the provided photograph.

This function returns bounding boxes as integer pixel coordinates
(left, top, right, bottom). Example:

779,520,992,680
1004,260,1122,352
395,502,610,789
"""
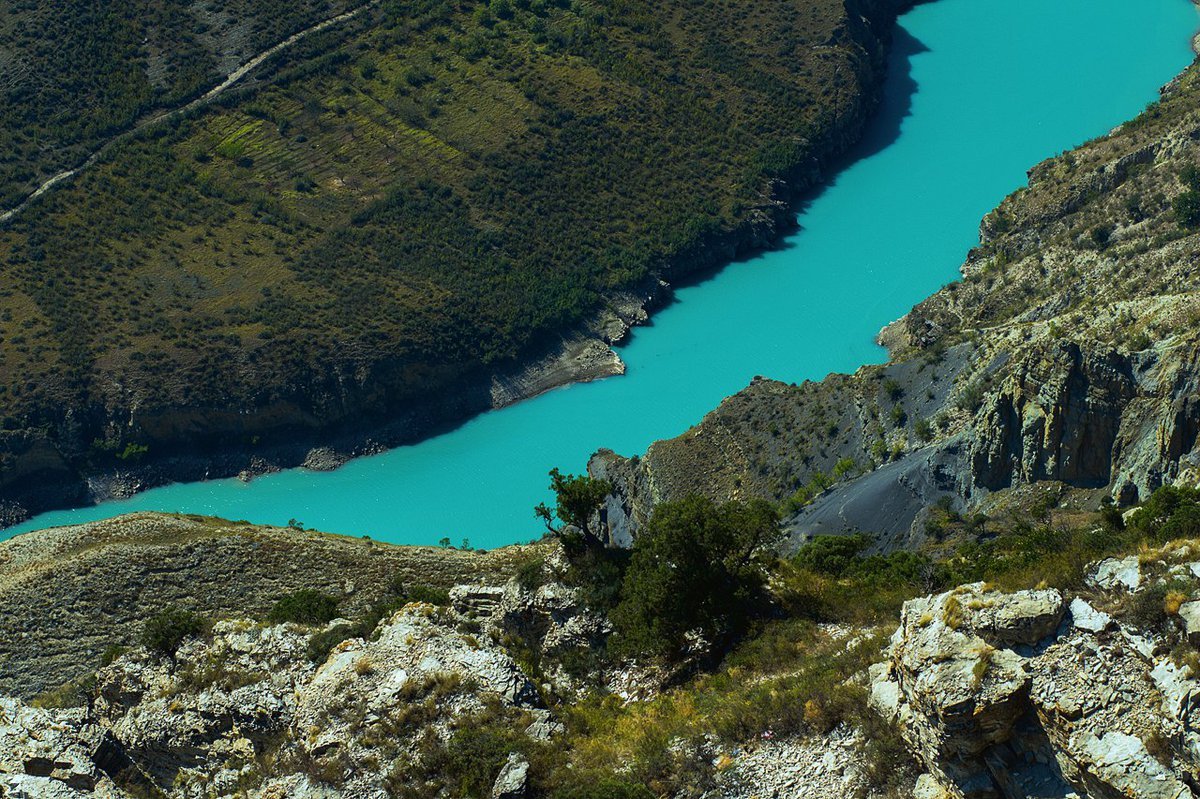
0,0,911,523
0,0,364,208
594,60,1200,550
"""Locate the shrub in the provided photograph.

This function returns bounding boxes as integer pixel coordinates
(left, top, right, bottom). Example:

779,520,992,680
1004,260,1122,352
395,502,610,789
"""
1174,166,1200,229
1130,486,1200,541
394,582,451,606
793,535,868,577
32,675,97,709
1173,191,1200,229
534,467,613,540
116,442,149,461
268,589,340,625
1122,580,1193,633
515,554,547,591
441,725,522,797
612,496,781,659
307,622,358,663
141,606,208,656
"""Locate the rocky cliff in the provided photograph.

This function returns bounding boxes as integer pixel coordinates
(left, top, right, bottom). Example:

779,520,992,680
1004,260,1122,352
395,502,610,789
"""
871,544,1200,798
593,60,1200,551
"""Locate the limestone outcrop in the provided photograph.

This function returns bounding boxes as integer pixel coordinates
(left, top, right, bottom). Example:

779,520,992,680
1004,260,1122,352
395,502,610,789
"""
0,569,602,799
872,549,1200,799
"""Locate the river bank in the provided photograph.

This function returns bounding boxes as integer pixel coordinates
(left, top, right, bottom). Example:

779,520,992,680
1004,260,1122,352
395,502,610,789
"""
0,0,915,526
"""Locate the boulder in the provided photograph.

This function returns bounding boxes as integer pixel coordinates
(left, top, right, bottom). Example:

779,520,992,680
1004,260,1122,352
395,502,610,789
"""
1178,599,1200,646
1069,597,1113,633
876,567,1200,799
1088,556,1142,592
491,753,529,799
1072,732,1191,799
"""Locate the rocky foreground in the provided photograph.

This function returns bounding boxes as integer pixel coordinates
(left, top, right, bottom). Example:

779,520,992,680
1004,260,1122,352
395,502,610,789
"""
0,514,528,699
7,508,1200,798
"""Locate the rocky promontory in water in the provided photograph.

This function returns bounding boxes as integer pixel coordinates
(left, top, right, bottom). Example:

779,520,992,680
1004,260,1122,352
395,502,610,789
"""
0,0,913,524
593,59,1200,553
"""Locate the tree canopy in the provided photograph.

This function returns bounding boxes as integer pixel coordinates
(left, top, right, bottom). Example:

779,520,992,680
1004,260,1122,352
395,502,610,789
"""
535,467,612,541
612,495,781,660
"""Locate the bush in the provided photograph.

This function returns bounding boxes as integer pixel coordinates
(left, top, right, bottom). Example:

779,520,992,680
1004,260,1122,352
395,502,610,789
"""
1174,167,1200,229
441,725,523,797
792,535,868,577
141,606,208,656
515,554,547,591
612,496,781,659
1130,486,1200,541
268,589,340,625
394,582,451,606
1122,579,1194,633
307,622,359,663
304,580,450,664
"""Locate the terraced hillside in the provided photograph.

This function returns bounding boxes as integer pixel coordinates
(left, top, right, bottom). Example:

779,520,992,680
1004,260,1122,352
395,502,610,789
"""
0,0,362,208
0,0,908,521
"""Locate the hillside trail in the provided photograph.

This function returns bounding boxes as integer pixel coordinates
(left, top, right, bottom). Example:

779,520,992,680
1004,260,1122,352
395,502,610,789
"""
0,1,376,226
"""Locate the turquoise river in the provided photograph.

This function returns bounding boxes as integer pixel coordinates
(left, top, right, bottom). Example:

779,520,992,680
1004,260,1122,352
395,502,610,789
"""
6,0,1199,547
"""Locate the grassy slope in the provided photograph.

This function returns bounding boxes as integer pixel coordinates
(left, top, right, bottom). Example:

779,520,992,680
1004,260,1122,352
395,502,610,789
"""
0,511,532,696
0,0,889,479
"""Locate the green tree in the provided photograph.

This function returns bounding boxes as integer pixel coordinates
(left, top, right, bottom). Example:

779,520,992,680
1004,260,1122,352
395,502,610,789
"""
534,467,612,540
1130,485,1200,541
1174,190,1200,229
612,496,781,659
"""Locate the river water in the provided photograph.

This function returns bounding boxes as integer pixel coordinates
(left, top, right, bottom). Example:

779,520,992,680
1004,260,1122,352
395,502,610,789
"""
6,0,1197,547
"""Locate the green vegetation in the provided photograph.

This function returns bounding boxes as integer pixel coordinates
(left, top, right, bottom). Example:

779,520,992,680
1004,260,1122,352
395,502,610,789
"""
535,468,612,539
140,606,209,656
0,0,875,472
0,0,359,207
611,496,780,658
31,674,98,709
268,588,340,624
527,486,1200,795
305,577,450,662
1174,164,1200,229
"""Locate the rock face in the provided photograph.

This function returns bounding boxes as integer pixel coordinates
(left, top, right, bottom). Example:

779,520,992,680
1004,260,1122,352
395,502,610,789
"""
871,550,1200,799
0,698,133,798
